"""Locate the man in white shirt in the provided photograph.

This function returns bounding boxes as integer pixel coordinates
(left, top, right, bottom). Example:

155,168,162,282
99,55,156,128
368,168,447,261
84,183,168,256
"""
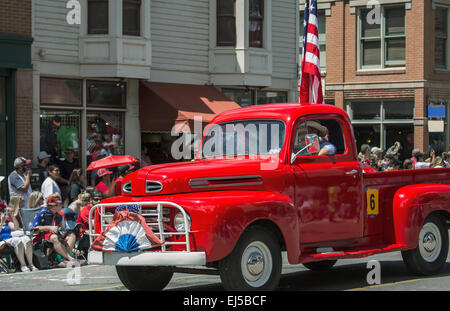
41,164,62,200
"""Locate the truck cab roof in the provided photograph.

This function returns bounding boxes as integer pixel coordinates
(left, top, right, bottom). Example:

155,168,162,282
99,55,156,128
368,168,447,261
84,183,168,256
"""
210,103,349,125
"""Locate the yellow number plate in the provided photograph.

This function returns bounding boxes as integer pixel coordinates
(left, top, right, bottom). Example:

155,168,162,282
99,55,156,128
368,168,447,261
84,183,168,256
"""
366,188,379,217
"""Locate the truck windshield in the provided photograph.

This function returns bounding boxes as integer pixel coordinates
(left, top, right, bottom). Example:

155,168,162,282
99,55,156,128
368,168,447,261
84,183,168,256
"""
201,120,286,158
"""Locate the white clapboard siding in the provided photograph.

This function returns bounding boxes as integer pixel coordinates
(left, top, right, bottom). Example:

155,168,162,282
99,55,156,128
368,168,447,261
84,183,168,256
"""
34,0,80,63
151,0,210,72
272,0,298,79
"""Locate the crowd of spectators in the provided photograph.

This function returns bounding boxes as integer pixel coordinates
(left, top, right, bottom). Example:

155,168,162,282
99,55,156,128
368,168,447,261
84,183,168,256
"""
358,141,450,172
0,151,136,273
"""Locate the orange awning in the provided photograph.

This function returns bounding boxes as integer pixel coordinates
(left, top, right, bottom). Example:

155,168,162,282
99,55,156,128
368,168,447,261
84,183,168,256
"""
139,82,240,133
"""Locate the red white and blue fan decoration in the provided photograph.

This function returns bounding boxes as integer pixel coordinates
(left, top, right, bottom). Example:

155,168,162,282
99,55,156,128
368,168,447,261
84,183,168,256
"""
91,205,163,253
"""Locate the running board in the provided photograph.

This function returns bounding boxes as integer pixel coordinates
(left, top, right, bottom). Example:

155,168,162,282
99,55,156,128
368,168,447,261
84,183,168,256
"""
299,244,408,263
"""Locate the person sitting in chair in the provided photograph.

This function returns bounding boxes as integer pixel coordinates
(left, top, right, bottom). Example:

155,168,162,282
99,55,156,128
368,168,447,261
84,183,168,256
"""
31,194,81,265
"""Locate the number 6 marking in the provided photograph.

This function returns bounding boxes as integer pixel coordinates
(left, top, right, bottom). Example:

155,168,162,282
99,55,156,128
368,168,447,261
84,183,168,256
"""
366,188,379,217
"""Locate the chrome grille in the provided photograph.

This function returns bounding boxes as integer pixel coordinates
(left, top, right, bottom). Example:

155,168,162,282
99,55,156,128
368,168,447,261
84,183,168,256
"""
88,202,192,252
146,180,163,193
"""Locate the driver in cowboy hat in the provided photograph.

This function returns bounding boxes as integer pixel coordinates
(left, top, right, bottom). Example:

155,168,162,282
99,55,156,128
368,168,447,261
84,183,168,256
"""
298,121,336,156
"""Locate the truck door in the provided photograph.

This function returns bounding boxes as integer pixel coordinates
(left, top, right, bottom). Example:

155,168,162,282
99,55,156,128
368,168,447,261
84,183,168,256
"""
291,116,364,245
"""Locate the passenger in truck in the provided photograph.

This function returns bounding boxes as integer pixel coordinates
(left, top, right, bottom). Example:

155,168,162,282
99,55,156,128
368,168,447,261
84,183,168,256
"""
295,121,336,156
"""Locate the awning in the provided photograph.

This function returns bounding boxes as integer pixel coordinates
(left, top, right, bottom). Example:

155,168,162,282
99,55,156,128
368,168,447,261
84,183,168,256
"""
139,82,240,133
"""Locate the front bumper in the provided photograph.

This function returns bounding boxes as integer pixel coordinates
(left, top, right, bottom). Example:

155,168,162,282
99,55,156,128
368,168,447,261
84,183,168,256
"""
88,250,206,266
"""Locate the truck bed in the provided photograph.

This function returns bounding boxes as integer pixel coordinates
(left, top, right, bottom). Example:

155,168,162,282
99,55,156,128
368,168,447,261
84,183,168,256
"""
362,167,450,243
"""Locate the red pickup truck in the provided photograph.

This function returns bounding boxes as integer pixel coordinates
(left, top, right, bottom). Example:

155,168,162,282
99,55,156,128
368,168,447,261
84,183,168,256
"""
88,103,450,291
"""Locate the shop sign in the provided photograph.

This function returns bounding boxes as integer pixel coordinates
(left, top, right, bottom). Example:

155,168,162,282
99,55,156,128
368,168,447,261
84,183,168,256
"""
428,105,446,118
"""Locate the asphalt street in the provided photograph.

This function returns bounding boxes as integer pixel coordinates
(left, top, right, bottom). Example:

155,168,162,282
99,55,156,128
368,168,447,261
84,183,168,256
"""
1,250,450,292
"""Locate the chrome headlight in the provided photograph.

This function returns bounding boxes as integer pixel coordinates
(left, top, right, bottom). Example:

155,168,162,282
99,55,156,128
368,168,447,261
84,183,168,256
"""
122,181,132,194
173,212,191,232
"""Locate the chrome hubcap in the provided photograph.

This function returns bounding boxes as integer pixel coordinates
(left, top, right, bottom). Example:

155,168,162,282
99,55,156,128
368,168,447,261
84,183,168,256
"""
423,233,437,252
419,222,442,263
241,241,272,287
247,252,264,275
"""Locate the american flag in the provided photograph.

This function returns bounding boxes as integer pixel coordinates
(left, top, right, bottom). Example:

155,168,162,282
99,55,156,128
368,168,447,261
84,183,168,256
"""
299,0,324,104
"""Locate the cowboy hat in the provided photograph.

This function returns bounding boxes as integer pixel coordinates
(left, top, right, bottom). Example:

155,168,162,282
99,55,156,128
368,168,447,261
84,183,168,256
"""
305,121,327,137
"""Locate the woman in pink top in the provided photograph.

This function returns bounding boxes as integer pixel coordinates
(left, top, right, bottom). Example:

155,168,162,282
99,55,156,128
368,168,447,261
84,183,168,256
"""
95,168,116,198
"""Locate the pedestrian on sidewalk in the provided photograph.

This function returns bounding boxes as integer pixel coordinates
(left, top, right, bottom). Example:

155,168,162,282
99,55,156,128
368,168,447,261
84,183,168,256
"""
8,157,32,209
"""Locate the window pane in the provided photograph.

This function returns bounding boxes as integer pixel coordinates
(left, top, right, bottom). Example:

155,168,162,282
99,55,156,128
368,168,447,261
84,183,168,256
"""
435,7,447,68
352,102,381,120
293,119,346,156
257,91,287,105
249,0,263,17
361,9,381,38
249,0,263,47
202,120,285,158
435,38,446,68
217,17,236,45
40,78,82,106
249,20,263,47
217,0,234,15
435,7,447,37
386,38,405,62
429,132,446,155
222,89,253,107
385,7,405,36
362,40,381,66
86,111,124,167
318,12,326,38
40,110,81,161
385,124,414,161
88,1,108,34
87,81,126,107
320,44,326,70
353,124,381,148
123,1,140,36
384,101,413,119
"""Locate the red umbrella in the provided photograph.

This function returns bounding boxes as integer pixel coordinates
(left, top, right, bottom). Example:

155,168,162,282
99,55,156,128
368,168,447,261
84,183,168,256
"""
86,155,139,171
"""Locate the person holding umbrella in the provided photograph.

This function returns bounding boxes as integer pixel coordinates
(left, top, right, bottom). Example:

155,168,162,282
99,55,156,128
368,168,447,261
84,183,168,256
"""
95,168,116,199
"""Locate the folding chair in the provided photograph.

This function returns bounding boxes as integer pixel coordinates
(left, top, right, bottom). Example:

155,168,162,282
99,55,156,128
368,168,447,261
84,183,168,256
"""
18,207,42,235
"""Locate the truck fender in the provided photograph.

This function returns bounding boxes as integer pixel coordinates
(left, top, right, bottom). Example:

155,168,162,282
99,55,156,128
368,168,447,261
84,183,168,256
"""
392,184,450,249
193,192,299,263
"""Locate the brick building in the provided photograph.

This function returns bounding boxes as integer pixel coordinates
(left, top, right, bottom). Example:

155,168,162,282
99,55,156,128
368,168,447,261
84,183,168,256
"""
0,0,33,198
303,0,450,159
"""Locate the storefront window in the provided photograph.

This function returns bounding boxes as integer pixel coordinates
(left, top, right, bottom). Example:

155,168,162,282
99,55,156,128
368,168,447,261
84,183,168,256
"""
223,88,288,107
349,100,414,158
40,110,81,161
351,102,381,120
257,91,288,105
87,81,126,108
40,78,82,106
384,101,413,119
385,123,414,159
86,111,124,165
353,124,381,149
222,88,253,107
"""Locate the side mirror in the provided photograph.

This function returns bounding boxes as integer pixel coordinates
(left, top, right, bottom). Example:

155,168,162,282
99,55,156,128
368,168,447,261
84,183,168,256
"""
305,134,320,154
